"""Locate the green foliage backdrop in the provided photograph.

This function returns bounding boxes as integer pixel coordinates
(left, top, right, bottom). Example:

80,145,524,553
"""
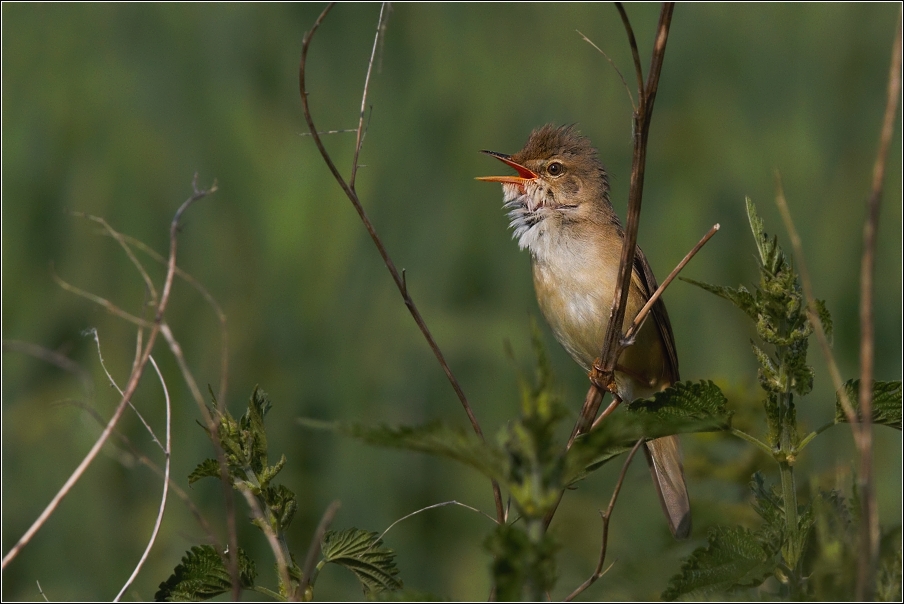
2,4,901,600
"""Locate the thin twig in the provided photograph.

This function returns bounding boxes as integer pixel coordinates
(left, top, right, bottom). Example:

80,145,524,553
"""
625,224,719,343
856,9,902,600
115,356,171,601
65,398,219,546
72,212,159,304
104,231,230,407
300,128,358,136
300,499,342,598
577,29,636,112
564,438,644,601
236,485,294,599
2,181,215,570
375,500,497,545
774,176,858,426
36,581,49,602
589,395,623,433
615,3,644,97
299,1,505,524
50,268,153,329
90,328,163,452
350,3,387,189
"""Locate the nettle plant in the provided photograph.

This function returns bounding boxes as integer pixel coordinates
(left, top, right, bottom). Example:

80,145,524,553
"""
157,200,901,601
665,200,902,600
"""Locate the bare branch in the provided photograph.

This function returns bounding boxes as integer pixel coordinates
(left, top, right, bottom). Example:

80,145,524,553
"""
94,227,230,406
236,485,294,599
564,438,644,601
65,398,219,546
625,223,720,343
90,328,164,452
350,3,388,189
51,267,153,328
300,499,342,599
299,1,505,523
375,500,497,546
577,29,636,112
115,356,171,601
774,175,858,426
615,3,644,96
72,212,159,304
856,9,902,599
2,181,215,570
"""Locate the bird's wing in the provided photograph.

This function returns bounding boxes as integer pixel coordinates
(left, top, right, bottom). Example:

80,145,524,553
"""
633,247,680,382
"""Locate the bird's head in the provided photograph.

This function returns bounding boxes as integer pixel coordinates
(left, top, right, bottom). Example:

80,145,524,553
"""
477,124,611,250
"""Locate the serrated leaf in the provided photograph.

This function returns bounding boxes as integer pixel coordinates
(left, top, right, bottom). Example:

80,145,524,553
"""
322,528,402,593
240,386,271,473
262,483,297,529
662,525,777,600
626,380,733,429
258,454,287,489
835,380,902,430
567,392,730,485
750,473,784,541
188,459,221,485
812,298,833,341
154,545,256,601
681,278,758,319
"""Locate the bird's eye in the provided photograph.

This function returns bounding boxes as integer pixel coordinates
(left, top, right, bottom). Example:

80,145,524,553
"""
547,161,565,177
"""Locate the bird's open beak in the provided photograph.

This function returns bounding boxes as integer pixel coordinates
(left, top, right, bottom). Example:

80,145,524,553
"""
475,150,538,185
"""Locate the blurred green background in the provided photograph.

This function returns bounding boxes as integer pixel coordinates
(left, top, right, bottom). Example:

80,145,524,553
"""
2,3,901,601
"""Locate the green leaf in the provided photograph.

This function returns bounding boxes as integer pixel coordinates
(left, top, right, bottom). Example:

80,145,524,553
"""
746,197,786,275
626,380,733,429
567,389,731,485
258,454,287,489
835,380,902,430
680,278,758,319
321,528,402,594
812,298,833,341
662,525,777,600
240,386,272,474
154,545,256,601
262,483,297,529
750,473,784,543
188,459,220,485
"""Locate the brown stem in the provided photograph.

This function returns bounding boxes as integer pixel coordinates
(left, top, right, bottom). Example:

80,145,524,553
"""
1,182,216,572
299,2,504,523
855,9,902,600
299,500,341,599
625,223,720,343
573,2,675,444
564,438,645,601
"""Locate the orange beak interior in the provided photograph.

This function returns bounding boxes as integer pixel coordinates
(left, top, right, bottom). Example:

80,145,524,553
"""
476,150,538,185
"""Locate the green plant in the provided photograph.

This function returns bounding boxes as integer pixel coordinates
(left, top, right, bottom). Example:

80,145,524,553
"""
661,199,902,601
155,388,401,602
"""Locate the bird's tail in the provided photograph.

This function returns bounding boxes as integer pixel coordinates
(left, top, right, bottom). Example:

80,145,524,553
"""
644,435,691,539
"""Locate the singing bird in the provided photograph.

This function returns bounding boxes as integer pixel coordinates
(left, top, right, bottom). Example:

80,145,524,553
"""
477,124,691,538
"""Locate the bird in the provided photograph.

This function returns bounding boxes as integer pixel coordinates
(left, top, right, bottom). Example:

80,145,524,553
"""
476,124,691,538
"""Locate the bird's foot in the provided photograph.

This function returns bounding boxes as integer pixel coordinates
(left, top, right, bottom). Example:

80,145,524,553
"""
589,359,617,394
